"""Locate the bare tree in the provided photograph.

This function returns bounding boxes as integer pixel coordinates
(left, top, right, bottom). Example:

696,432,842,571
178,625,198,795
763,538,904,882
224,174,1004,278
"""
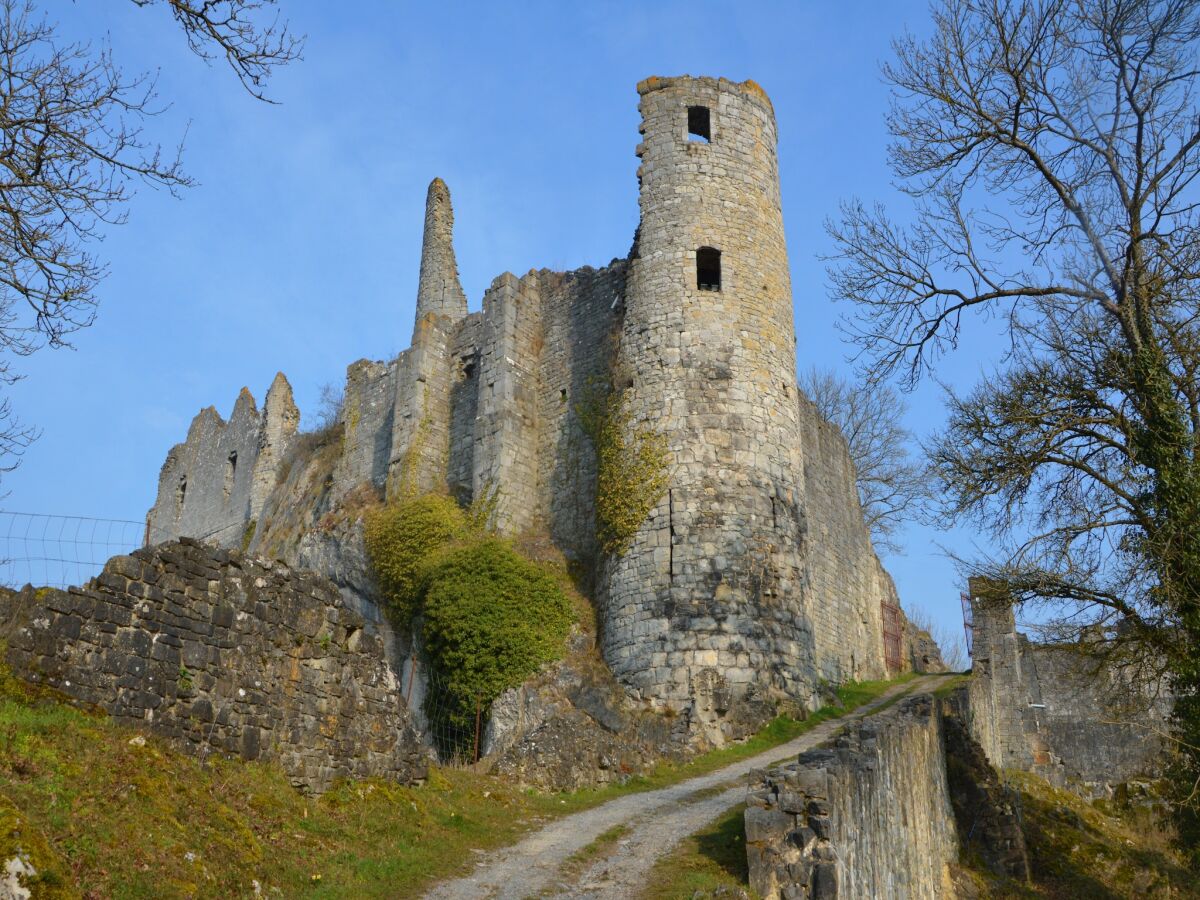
133,1,302,102
0,0,300,477
800,367,929,554
905,602,969,671
826,0,1200,849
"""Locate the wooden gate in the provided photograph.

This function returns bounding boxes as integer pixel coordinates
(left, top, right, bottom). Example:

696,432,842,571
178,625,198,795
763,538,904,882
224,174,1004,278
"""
882,600,903,673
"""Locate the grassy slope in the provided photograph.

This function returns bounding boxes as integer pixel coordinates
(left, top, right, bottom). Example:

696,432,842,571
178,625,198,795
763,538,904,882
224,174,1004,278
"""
954,771,1198,899
0,663,913,899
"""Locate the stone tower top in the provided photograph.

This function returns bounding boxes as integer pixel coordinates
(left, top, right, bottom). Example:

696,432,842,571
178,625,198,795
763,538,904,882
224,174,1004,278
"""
636,74,774,114
413,177,468,337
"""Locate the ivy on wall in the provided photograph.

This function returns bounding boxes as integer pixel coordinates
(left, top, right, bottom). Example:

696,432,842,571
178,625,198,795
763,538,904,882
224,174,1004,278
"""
576,380,670,555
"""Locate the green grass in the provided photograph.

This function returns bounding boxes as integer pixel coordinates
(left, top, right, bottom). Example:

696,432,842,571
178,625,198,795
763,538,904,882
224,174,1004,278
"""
0,661,919,898
640,805,757,899
558,822,631,882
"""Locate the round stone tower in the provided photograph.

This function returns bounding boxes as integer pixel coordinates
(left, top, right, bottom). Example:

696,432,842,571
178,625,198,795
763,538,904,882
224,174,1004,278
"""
603,76,815,735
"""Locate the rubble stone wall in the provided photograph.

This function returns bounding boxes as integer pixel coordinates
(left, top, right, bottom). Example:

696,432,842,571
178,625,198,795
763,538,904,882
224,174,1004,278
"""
2,539,427,794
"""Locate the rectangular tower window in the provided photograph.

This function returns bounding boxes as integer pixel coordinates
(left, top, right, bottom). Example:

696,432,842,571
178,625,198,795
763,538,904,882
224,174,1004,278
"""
687,105,711,142
697,247,721,291
224,451,238,502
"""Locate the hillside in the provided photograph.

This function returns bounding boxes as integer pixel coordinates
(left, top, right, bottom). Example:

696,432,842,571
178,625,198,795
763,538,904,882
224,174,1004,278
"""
0,656,913,898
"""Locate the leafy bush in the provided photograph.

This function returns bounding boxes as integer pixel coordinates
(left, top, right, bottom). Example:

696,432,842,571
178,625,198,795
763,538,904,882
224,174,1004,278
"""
364,494,470,622
421,538,574,744
363,494,576,758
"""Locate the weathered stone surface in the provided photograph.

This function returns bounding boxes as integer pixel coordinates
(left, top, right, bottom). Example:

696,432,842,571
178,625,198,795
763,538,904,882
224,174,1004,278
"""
144,75,914,746
483,656,681,791
2,540,428,794
745,694,959,900
942,689,1030,881
967,580,1170,796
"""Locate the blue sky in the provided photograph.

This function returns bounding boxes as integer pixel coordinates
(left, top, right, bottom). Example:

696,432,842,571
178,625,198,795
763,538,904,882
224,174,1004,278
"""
8,1,998,646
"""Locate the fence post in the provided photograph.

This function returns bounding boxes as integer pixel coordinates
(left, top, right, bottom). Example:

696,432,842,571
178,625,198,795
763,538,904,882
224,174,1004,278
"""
473,697,482,763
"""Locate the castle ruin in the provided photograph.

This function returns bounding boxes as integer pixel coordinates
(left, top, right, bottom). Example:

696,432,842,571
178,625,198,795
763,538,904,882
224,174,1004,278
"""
146,76,907,732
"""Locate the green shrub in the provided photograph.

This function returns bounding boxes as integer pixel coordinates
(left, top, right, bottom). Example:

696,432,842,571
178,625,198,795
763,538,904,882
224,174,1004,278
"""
364,494,470,622
420,538,574,747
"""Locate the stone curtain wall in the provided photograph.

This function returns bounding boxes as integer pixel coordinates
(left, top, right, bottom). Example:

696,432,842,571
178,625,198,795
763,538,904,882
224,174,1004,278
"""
2,539,427,793
798,394,891,684
746,694,959,900
968,584,1170,795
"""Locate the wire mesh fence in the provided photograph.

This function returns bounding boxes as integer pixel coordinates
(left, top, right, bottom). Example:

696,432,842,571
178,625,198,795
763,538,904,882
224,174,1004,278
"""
0,511,254,591
400,651,493,765
0,511,159,590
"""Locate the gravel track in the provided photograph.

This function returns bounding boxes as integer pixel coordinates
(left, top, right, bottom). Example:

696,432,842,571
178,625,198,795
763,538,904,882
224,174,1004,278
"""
424,674,948,900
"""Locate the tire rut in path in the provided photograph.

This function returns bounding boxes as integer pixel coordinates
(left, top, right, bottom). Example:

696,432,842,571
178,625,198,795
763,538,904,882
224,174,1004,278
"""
423,674,948,900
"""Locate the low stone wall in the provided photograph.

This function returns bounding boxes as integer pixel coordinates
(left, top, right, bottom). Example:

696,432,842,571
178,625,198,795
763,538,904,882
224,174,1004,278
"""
745,694,958,899
2,539,428,793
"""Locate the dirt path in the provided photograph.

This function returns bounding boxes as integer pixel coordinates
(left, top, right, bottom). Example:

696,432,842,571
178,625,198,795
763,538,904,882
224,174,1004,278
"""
424,674,948,900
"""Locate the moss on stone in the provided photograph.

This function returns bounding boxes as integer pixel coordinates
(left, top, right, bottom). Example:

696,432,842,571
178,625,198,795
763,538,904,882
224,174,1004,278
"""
576,380,669,555
0,796,75,899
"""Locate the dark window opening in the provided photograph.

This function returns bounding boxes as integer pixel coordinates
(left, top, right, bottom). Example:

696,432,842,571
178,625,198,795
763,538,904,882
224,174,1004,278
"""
697,247,722,291
687,105,711,142
176,476,187,513
224,451,238,501
560,388,567,403
668,488,675,584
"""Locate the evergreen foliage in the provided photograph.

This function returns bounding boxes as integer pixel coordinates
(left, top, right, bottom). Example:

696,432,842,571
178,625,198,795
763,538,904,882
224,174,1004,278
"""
420,538,574,744
363,494,469,622
363,495,574,757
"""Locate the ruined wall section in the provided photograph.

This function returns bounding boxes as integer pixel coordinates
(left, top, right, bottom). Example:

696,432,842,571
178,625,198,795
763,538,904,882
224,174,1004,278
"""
447,314,483,501
2,539,428,793
251,374,301,518
605,75,813,718
967,588,1039,773
414,177,469,324
968,584,1170,795
388,318,458,498
798,395,889,683
746,693,958,899
335,356,403,494
148,376,299,548
471,272,545,534
534,263,626,558
387,177,472,500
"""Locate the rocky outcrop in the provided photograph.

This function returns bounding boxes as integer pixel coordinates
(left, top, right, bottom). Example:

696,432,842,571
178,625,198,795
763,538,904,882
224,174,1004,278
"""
482,654,681,790
1,539,428,793
745,693,959,899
